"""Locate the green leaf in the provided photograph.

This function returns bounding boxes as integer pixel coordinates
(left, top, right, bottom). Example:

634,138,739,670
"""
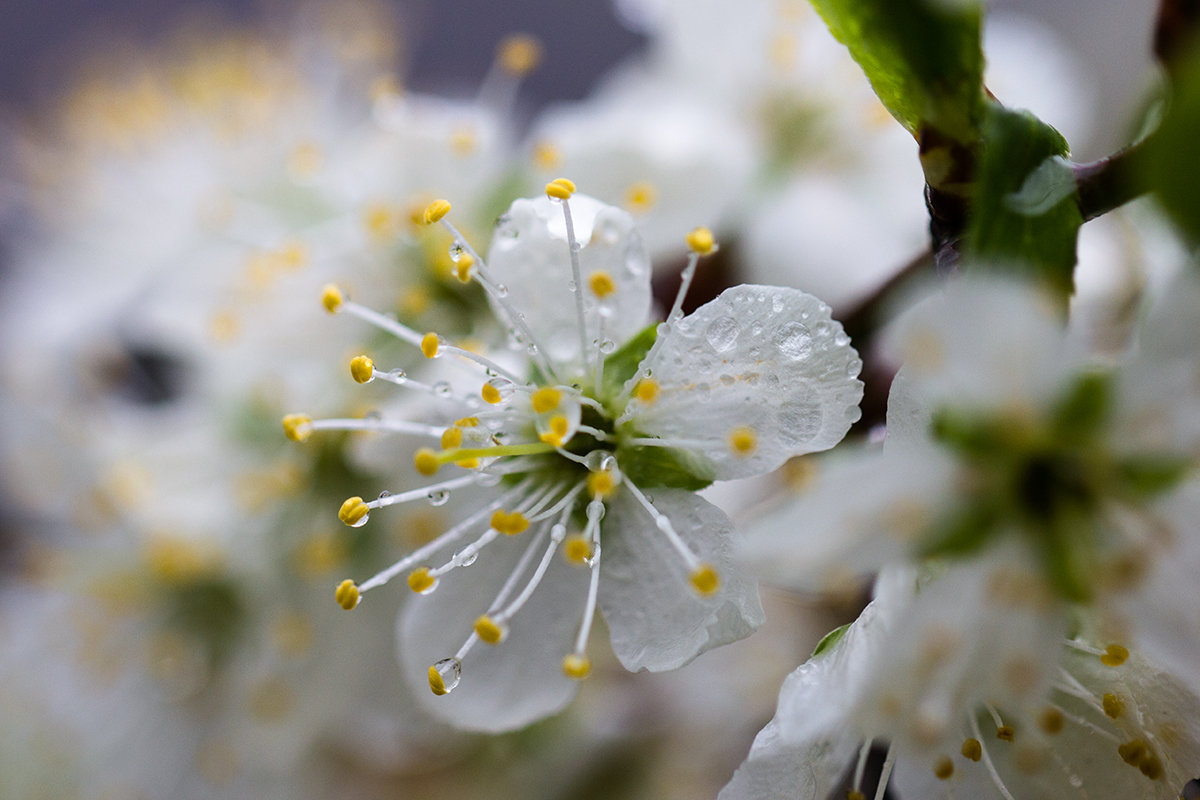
1147,48,1200,245
615,443,714,492
600,324,657,401
808,0,984,142
812,622,852,658
965,105,1082,299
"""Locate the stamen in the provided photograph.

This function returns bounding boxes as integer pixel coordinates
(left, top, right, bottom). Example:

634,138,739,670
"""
478,33,541,114
969,715,1017,800
345,474,482,520
624,181,656,214
727,426,758,458
415,441,557,476
493,501,572,626
933,755,955,780
425,335,526,385
873,746,896,800
622,479,715,594
325,287,425,348
961,738,983,761
1100,644,1129,667
1102,692,1123,719
549,182,592,369
569,499,605,664
335,579,359,610
851,741,872,797
302,416,445,438
349,355,375,384
562,653,591,680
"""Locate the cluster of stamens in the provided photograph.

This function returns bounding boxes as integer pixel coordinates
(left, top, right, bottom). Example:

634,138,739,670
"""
286,180,727,695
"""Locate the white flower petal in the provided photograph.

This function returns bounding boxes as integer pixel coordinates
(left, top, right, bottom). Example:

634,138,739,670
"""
485,194,652,369
396,528,590,733
599,488,764,672
627,285,864,480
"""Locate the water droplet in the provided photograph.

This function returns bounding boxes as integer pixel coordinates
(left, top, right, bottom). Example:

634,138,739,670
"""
582,450,609,471
427,490,450,506
655,517,674,533
364,410,382,422
476,473,501,487
1068,775,1083,789
774,322,813,360
495,284,509,298
846,358,863,377
586,500,606,521
448,242,464,262
814,321,833,338
349,511,370,528
433,381,453,397
526,343,539,356
567,279,578,292
378,490,391,500
598,338,617,354
800,311,810,321
485,377,515,401
550,523,567,542
458,550,479,566
705,316,739,352
432,657,462,693
387,368,407,382
570,241,582,253
772,295,785,313
834,332,850,347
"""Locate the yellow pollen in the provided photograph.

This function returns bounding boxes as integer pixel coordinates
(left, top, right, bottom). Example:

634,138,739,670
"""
321,284,344,313
1102,693,1124,719
428,664,449,695
490,510,530,536
635,379,660,404
423,199,452,225
1118,739,1147,766
728,426,758,457
961,738,982,762
349,355,374,384
420,332,440,358
532,139,561,171
482,383,503,404
563,534,593,565
334,579,359,610
407,567,436,594
539,415,570,447
588,270,617,299
996,725,1015,742
562,653,591,680
363,203,397,240
531,387,562,413
497,34,543,76
1139,753,1164,781
689,563,720,595
414,448,441,476
545,177,576,199
1101,643,1129,667
625,181,656,213
338,497,370,527
450,127,477,156
473,615,506,644
441,428,464,450
455,417,480,427
454,252,475,283
282,414,312,442
933,756,954,780
1038,707,1064,735
587,470,616,499
686,226,716,255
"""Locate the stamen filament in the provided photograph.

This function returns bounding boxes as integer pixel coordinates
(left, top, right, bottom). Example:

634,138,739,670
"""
873,746,896,800
969,716,1017,800
429,484,549,578
852,741,872,796
340,298,425,348
496,505,572,622
573,503,605,654
576,425,610,441
618,251,700,403
437,341,525,385
489,523,553,616
357,480,533,593
593,313,607,394
622,478,701,571
368,474,482,511
558,197,592,369
310,417,444,438
1047,701,1121,742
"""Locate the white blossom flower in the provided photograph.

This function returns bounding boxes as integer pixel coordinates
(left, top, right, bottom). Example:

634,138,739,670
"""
744,273,1200,697
292,184,864,731
721,564,1200,800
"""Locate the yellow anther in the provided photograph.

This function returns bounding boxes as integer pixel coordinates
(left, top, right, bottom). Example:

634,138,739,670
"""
349,355,374,384
689,563,720,595
625,181,656,213
490,510,530,536
481,383,503,404
334,579,360,610
545,177,576,199
321,284,344,312
428,664,449,695
450,127,477,156
961,738,982,762
589,270,617,299
1139,753,1164,780
338,497,370,527
532,139,561,171
539,414,570,447
441,427,464,450
414,448,441,476
1102,692,1124,719
282,414,313,443
407,567,436,594
996,725,1015,742
562,653,591,680
1118,739,1147,767
1038,707,1064,735
933,756,954,780
497,34,542,76
728,426,758,457
563,534,593,565
635,379,660,405
454,252,475,283
455,417,480,427
686,226,716,255
420,332,440,358
587,470,616,499
423,199,452,225
1101,643,1129,667
531,387,562,413
473,615,506,645
363,203,397,240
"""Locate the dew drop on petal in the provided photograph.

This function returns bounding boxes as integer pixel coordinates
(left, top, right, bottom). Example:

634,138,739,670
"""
432,657,462,693
846,358,863,377
427,490,450,507
774,321,813,360
705,316,739,352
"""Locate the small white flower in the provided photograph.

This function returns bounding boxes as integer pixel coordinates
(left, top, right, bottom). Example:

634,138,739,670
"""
293,185,864,730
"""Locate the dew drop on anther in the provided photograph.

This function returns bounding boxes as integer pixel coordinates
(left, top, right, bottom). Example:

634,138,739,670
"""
427,490,450,507
432,657,462,693
349,511,370,528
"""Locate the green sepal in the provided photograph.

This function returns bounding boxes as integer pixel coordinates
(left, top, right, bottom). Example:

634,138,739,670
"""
600,323,658,401
1146,47,1200,245
812,622,852,658
965,105,1083,300
161,576,246,670
1049,371,1112,445
1033,511,1095,604
918,501,1003,559
808,0,984,142
1116,454,1192,498
615,442,715,492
